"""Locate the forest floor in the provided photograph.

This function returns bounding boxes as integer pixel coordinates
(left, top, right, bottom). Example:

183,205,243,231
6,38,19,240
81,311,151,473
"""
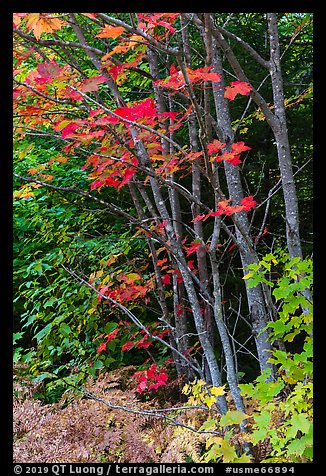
13,365,208,463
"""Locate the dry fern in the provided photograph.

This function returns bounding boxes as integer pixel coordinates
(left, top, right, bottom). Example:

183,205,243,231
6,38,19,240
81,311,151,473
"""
14,368,172,463
161,424,206,463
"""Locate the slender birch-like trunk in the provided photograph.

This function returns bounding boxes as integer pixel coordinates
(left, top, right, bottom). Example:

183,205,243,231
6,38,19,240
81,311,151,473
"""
181,17,216,384
266,13,305,261
203,15,275,379
147,45,194,381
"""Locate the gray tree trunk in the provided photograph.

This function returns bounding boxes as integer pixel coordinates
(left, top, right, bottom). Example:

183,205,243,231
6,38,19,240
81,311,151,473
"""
206,17,275,380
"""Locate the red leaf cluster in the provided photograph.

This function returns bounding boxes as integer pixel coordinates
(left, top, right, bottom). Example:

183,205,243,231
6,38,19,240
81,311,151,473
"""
155,65,221,91
132,364,168,393
121,325,170,353
208,141,251,166
161,274,171,285
137,13,180,34
185,241,202,257
212,195,257,216
190,195,257,222
96,328,120,353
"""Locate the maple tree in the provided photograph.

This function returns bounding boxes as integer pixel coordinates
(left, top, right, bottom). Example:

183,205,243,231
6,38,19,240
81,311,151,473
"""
13,12,312,447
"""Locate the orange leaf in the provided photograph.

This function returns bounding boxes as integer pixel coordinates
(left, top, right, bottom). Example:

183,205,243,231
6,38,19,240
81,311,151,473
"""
80,75,109,93
224,81,251,100
26,13,67,40
96,25,125,39
81,13,98,19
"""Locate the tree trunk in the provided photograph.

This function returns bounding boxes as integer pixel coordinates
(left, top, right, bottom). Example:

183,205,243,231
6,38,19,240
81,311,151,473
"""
207,17,275,380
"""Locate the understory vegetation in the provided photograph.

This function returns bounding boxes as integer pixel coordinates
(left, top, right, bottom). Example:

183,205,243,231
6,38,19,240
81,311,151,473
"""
13,12,313,463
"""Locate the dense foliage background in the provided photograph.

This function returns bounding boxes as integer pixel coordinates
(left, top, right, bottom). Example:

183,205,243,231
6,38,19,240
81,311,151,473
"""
13,12,313,463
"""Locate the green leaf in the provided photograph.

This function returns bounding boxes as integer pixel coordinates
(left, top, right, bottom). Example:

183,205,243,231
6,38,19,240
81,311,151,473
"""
59,322,71,336
286,438,306,457
200,419,217,431
34,262,43,275
104,322,119,334
93,360,104,370
250,427,267,445
220,410,248,426
34,323,53,343
243,271,254,280
13,331,24,344
32,373,52,383
289,413,312,435
254,410,271,428
43,296,57,308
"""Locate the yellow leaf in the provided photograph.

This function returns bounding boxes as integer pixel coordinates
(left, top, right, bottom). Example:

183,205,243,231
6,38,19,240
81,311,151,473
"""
26,13,41,39
187,396,197,405
211,385,226,397
13,188,35,199
125,272,141,282
128,34,144,49
215,439,238,462
204,395,217,409
206,436,223,449
182,384,190,395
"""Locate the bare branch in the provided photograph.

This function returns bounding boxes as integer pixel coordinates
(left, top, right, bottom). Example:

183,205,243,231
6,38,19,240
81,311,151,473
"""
61,264,203,376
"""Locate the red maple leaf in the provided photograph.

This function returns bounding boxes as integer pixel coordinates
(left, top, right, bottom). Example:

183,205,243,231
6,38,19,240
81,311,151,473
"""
107,64,124,81
225,154,241,166
60,122,80,139
158,219,168,231
187,66,221,84
216,199,233,216
97,342,107,353
155,65,221,91
207,139,226,155
240,195,257,211
211,199,244,216
121,341,134,352
192,214,206,222
228,243,237,253
136,378,147,394
161,274,171,285
213,141,250,166
156,371,168,386
156,329,171,339
36,61,62,80
185,241,202,256
106,328,120,342
136,335,153,349
115,98,158,122
231,141,251,154
157,257,168,267
146,364,158,379
65,87,83,101
96,25,125,39
187,260,195,270
148,382,161,391
224,81,252,100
